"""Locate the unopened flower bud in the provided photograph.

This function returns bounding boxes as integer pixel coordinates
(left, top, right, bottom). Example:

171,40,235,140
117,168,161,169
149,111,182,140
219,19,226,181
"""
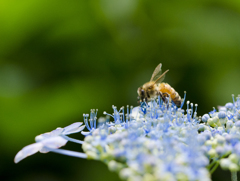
202,114,210,123
226,121,234,129
229,163,239,172
108,160,123,172
119,168,133,180
216,135,225,145
225,103,233,109
218,111,226,119
229,154,239,164
220,158,231,170
208,149,217,158
84,136,93,143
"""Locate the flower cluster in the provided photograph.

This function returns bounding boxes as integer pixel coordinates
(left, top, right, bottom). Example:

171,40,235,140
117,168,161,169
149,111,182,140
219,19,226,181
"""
14,93,240,181
82,93,210,181
199,95,240,173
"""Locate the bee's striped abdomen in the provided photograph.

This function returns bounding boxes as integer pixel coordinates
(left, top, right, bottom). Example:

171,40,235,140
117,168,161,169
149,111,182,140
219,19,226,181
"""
158,83,181,106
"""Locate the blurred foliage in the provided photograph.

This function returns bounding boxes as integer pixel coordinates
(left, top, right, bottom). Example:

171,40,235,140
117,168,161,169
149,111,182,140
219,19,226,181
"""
1,0,240,180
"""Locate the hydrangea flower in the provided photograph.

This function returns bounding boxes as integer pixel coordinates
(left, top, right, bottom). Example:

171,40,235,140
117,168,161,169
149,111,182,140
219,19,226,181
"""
80,94,211,181
14,93,240,181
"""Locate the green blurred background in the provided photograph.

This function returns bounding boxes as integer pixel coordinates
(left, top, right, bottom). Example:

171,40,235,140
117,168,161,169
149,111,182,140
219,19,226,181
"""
1,0,240,180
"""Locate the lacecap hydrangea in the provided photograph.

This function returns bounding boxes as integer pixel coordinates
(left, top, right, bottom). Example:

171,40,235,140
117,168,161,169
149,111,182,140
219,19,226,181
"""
14,93,240,181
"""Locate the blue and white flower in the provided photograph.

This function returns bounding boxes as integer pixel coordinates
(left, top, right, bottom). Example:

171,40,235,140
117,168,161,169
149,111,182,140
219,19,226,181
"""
14,122,86,163
14,93,240,181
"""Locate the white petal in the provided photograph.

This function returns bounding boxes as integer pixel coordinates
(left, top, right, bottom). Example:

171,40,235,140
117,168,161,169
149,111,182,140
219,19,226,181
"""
35,132,51,142
62,122,84,135
35,128,64,142
14,143,43,163
63,125,86,135
51,128,64,136
41,136,67,149
39,147,51,153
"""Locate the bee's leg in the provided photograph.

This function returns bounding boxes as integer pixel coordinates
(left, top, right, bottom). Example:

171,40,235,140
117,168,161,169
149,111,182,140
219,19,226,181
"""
156,91,162,99
161,92,171,104
162,92,170,98
143,97,148,102
139,89,147,103
146,91,150,100
157,91,166,103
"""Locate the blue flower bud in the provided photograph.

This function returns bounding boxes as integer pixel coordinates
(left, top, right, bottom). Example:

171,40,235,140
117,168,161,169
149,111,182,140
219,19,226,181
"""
222,132,228,137
226,121,233,129
203,131,212,140
202,114,210,122
217,127,224,135
235,121,240,127
227,135,239,146
216,146,224,156
218,111,226,119
197,134,207,145
225,102,233,109
223,144,232,155
225,134,232,143
200,146,209,156
108,126,116,134
198,124,205,132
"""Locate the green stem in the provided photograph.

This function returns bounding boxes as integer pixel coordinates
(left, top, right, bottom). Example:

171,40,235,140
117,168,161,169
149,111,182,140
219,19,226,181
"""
210,161,219,174
207,159,217,170
231,171,237,181
208,154,230,172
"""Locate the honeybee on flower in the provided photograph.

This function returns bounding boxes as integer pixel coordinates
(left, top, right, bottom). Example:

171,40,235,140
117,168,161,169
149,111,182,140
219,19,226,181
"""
137,63,182,106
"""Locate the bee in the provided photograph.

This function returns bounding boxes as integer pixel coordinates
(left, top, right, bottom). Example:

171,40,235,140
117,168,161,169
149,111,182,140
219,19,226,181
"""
137,63,182,106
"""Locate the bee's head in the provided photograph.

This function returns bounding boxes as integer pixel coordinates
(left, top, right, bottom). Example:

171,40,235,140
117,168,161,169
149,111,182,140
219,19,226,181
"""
137,86,146,103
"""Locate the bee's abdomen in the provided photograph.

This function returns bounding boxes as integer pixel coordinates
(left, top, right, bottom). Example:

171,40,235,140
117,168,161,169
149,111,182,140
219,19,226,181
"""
158,83,181,106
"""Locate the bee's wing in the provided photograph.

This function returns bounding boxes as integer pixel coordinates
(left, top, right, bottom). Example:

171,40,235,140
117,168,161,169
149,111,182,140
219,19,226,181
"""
150,63,162,82
150,64,169,84
153,70,169,84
